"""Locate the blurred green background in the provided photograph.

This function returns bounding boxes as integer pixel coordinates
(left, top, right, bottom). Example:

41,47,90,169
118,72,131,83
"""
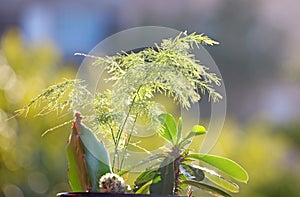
1,1,300,197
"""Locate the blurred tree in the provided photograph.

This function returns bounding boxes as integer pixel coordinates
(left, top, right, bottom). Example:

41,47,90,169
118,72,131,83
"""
0,28,75,197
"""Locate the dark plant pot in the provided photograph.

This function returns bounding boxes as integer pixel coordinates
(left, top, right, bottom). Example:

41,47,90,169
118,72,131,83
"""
56,192,185,197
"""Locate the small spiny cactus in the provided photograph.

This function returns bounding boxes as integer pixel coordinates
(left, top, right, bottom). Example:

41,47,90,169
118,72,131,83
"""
99,173,126,193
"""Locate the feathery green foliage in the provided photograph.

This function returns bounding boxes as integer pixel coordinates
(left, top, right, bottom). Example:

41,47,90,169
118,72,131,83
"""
92,31,222,170
17,32,222,171
94,31,222,110
16,79,91,117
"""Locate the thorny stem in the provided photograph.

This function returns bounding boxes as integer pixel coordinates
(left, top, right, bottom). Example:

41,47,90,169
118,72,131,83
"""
170,147,186,195
173,156,182,195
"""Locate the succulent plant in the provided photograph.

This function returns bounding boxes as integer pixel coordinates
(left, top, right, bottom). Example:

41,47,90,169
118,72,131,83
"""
99,173,126,194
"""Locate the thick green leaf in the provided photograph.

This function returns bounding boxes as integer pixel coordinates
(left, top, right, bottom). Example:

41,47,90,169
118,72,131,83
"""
135,182,151,194
158,113,177,144
180,164,205,181
192,125,206,135
150,157,175,195
187,154,249,183
184,125,206,139
79,122,112,191
206,173,239,193
135,170,157,186
134,170,157,193
178,124,206,149
182,180,231,197
66,122,90,191
181,163,239,193
79,123,112,170
184,164,239,193
66,113,112,192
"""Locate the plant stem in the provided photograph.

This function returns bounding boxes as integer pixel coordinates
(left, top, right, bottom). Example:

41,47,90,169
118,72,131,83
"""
173,156,181,195
120,114,138,170
171,147,183,195
108,123,117,146
112,86,141,171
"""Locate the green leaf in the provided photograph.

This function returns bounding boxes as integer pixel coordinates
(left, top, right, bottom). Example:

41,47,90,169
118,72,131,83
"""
180,164,205,181
187,154,249,183
135,181,151,194
176,117,182,144
79,122,112,191
206,173,239,193
178,138,192,149
178,124,206,148
184,125,206,139
134,169,164,194
66,122,90,192
192,125,206,135
135,170,157,186
66,113,112,192
182,180,231,197
184,164,239,193
158,113,177,144
150,157,175,195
